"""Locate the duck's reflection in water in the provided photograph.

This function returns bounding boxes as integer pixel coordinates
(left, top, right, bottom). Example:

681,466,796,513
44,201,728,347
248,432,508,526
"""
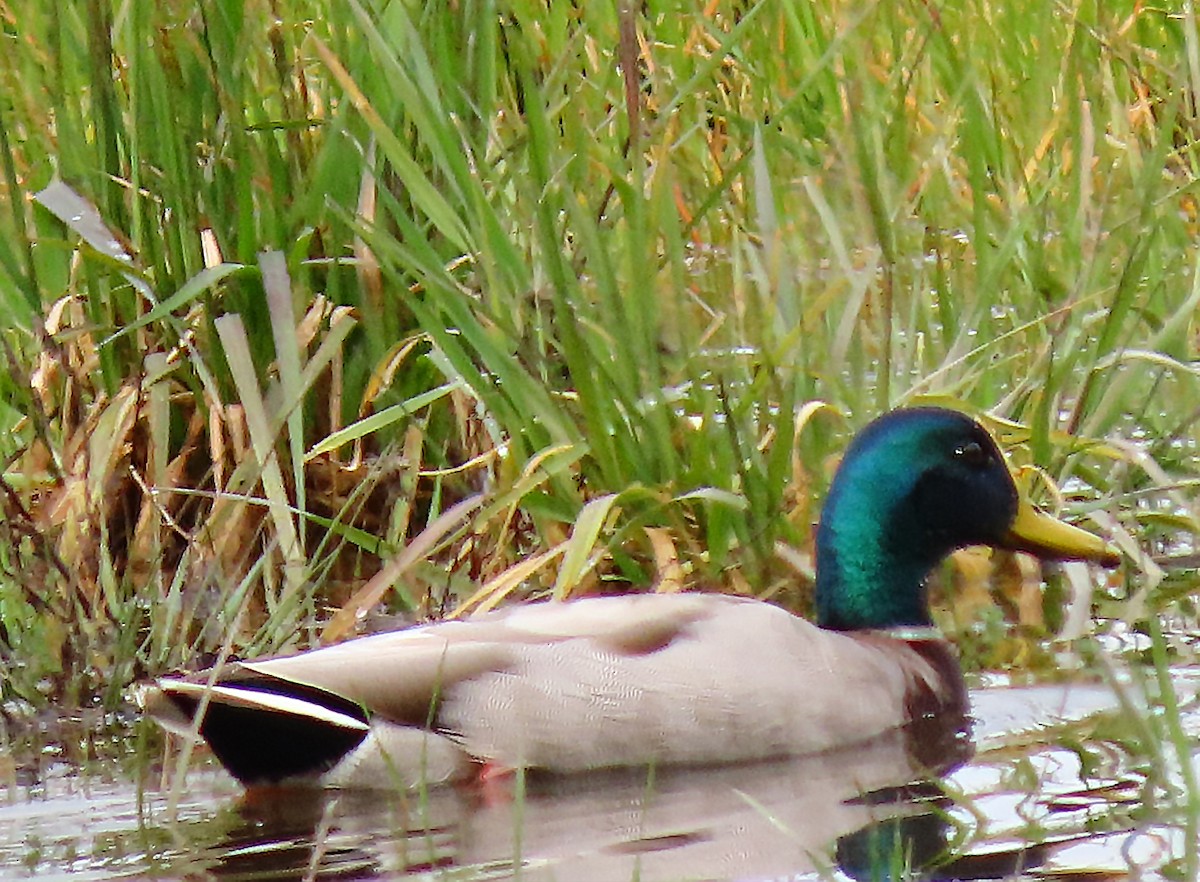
836,802,1098,882
194,709,972,881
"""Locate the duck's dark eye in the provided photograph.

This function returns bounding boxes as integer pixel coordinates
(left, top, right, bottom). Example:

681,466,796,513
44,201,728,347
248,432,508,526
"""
955,440,987,466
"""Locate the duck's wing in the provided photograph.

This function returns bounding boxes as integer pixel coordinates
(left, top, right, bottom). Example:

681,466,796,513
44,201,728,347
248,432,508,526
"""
142,593,717,785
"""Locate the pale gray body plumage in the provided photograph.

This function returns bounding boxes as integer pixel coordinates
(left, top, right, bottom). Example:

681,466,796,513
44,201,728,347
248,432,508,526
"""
146,593,955,787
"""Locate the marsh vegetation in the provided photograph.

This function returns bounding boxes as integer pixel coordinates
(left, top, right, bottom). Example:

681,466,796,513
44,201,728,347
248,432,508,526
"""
1,1,1199,878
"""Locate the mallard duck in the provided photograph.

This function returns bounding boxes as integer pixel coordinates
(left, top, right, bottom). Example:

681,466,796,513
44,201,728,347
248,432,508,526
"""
142,407,1119,788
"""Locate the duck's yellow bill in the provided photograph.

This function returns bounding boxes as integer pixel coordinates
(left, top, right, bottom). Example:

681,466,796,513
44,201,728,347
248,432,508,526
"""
1002,498,1121,567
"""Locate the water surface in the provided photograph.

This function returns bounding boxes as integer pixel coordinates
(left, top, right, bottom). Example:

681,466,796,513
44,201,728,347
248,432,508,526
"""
0,673,1193,881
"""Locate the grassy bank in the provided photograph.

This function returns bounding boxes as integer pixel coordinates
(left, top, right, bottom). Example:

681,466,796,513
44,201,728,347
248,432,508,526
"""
0,1,1195,707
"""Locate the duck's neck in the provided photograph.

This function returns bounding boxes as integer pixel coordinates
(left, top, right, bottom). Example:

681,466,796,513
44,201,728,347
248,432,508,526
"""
814,493,943,632
814,540,937,631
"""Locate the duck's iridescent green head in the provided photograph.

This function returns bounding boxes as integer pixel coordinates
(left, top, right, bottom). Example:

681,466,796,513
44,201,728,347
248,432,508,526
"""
815,407,1118,631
